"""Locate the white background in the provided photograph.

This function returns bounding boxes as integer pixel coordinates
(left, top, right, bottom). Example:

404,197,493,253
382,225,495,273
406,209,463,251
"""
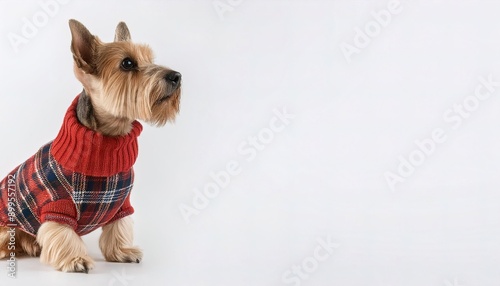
1,0,500,285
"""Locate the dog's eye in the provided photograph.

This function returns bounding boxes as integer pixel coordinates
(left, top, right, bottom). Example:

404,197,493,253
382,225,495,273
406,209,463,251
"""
121,58,136,71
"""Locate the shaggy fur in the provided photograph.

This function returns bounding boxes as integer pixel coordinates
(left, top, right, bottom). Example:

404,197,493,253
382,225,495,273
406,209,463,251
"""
0,19,181,272
69,19,181,136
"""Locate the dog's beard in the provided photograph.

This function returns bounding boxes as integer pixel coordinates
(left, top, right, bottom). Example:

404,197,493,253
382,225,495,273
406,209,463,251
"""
97,72,180,126
150,86,181,126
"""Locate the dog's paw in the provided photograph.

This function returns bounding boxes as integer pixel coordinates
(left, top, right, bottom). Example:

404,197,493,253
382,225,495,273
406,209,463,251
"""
59,255,95,273
105,246,143,263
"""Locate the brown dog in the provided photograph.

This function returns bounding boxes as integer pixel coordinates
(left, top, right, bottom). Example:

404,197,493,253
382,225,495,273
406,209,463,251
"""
0,19,181,273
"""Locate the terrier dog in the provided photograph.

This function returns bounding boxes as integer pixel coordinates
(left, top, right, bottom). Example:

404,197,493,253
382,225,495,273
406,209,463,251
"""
0,19,181,272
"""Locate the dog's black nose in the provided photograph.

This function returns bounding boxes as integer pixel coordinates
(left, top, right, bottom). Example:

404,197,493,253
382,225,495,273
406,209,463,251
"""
165,71,181,89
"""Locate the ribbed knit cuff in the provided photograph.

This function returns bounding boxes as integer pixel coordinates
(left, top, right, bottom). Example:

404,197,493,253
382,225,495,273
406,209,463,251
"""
107,193,134,225
40,200,79,231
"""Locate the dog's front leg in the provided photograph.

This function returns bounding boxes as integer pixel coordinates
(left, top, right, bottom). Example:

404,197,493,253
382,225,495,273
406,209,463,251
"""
99,216,142,263
36,221,94,273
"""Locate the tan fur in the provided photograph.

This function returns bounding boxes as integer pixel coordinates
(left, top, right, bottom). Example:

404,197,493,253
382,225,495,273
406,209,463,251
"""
69,19,181,136
0,226,40,258
0,19,181,273
37,222,94,273
99,216,142,262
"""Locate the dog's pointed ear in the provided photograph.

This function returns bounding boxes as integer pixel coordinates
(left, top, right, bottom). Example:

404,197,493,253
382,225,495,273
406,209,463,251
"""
69,19,96,74
114,22,131,42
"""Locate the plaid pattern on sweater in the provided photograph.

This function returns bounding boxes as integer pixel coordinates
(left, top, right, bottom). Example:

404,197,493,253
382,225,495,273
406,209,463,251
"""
0,94,142,236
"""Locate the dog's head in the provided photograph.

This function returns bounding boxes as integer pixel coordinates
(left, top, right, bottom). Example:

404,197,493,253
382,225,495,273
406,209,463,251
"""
69,19,181,127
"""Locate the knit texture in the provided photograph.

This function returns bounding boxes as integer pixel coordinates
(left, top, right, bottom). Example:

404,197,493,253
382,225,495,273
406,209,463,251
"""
52,96,143,177
0,94,142,236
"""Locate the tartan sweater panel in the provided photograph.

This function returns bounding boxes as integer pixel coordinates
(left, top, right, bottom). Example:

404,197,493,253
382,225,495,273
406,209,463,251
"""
0,94,141,236
0,143,135,236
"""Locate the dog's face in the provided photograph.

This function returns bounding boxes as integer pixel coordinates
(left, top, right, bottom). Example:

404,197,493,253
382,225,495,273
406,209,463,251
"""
69,20,181,126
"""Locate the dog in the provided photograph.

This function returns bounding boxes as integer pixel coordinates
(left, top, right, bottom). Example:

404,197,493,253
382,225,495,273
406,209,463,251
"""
0,19,181,273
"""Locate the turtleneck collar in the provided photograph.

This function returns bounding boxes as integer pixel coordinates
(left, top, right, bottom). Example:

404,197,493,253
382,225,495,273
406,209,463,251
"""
50,94,143,177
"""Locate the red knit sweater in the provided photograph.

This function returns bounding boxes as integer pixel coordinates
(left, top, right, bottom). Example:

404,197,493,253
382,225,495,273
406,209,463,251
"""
0,95,143,236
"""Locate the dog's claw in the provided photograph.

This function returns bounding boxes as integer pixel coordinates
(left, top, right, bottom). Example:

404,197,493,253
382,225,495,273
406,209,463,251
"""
83,263,89,274
59,256,94,273
123,257,141,263
74,262,89,273
104,247,143,263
